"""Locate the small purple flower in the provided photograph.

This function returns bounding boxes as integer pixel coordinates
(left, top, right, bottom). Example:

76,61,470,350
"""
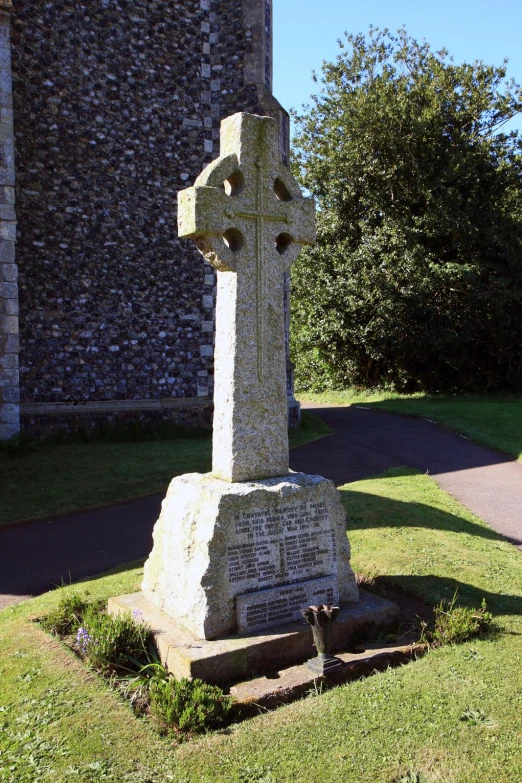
76,627,93,654
132,610,143,619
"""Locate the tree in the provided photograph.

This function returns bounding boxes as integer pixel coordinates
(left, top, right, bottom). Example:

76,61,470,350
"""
291,28,522,393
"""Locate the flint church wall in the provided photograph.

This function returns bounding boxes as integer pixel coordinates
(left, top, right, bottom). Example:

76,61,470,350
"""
2,0,288,436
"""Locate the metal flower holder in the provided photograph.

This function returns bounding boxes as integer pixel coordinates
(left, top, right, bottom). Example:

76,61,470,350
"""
302,604,343,675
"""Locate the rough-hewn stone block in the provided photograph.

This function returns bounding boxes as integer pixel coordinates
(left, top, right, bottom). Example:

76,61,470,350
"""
0,280,16,298
0,352,18,368
0,314,17,333
0,262,16,282
0,366,18,386
0,240,14,265
0,384,19,402
1,297,17,315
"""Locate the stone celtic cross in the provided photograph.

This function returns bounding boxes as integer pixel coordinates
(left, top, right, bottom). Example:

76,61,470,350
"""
178,112,315,483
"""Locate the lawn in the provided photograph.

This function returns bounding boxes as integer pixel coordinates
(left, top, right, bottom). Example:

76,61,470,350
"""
0,412,331,526
1,469,521,783
299,390,522,461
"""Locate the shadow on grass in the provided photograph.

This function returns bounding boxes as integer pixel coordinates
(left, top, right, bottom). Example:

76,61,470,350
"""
366,573,522,619
340,484,522,617
76,558,147,583
340,486,520,545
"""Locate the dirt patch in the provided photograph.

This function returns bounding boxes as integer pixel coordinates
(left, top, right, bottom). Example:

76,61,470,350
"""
355,574,434,643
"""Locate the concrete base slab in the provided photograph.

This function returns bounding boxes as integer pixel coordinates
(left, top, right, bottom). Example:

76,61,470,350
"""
231,642,426,709
108,588,399,684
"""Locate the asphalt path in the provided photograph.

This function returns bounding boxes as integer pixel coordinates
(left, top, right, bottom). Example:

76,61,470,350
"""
1,404,521,609
296,403,522,549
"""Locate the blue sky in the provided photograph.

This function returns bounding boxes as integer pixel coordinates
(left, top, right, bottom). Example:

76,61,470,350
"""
273,0,522,135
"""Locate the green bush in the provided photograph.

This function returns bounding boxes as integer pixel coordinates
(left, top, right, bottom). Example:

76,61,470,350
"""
291,28,522,393
149,677,233,734
80,608,151,675
430,595,493,646
40,593,97,636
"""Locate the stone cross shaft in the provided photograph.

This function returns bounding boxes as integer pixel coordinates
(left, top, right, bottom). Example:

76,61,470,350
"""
178,112,315,483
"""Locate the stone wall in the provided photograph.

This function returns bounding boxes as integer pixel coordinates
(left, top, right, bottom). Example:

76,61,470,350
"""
2,0,297,436
21,397,212,438
0,0,17,439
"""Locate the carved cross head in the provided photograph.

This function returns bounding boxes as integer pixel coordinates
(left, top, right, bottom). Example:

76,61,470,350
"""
178,112,316,274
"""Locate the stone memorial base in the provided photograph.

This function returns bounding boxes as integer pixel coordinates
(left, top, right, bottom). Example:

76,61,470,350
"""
230,639,425,709
108,589,399,685
141,471,359,640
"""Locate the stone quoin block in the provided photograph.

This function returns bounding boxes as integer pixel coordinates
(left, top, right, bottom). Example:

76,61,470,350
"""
0,366,18,386
0,351,18,368
0,314,17,333
0,384,19,402
0,402,20,438
0,262,16,281
1,298,18,316
0,280,17,298
0,240,14,265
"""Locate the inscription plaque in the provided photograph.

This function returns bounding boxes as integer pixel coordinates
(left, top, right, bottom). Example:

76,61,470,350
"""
236,576,339,634
227,499,337,596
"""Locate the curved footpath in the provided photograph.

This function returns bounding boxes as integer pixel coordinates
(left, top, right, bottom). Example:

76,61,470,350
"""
1,403,521,610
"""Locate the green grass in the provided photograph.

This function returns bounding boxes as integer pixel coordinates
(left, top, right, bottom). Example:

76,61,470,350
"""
0,412,331,526
287,407,332,448
0,438,212,526
299,390,522,460
1,469,521,782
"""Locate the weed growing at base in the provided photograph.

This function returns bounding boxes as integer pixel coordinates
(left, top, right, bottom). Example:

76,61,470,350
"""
37,595,231,738
150,678,232,735
79,607,151,675
389,773,429,783
40,592,102,636
430,593,493,646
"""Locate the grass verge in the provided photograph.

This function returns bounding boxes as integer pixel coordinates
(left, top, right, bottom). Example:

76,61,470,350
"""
1,468,521,782
299,390,522,460
0,412,331,526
